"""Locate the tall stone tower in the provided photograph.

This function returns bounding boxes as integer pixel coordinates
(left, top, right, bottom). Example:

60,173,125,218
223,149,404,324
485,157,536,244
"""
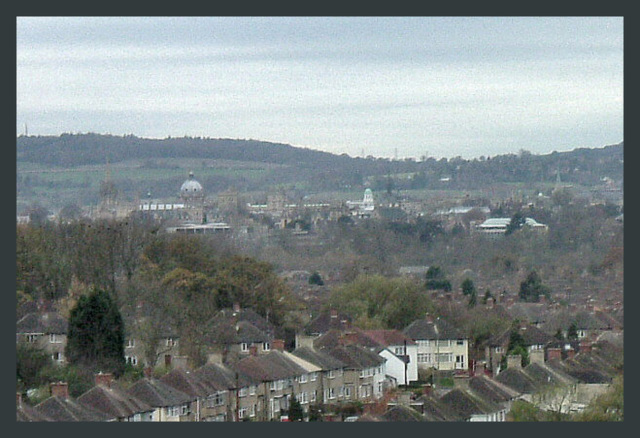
179,171,205,223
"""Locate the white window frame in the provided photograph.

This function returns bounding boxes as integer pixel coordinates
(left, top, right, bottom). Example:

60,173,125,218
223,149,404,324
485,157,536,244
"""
240,342,249,352
49,334,62,344
262,342,270,351
299,374,307,383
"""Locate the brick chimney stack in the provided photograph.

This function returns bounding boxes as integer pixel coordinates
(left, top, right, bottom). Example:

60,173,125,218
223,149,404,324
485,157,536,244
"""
506,354,522,370
233,302,241,313
272,339,285,352
579,341,593,354
529,349,545,365
546,347,562,361
50,381,69,399
95,372,114,388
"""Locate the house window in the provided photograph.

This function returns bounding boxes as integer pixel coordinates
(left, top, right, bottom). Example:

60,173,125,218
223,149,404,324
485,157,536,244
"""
436,353,453,363
417,340,430,347
262,342,270,351
328,388,336,399
437,340,450,347
167,406,180,417
456,340,465,345
240,343,249,352
208,392,225,407
126,339,135,348
394,347,405,355
328,370,335,379
126,355,138,366
180,404,189,416
49,334,62,344
52,352,63,362
166,338,176,347
343,386,352,398
238,387,248,397
26,334,39,343
495,346,504,353
417,353,432,363
299,374,307,383
310,372,317,381
298,392,308,404
249,385,256,395
238,408,247,419
311,390,317,402
250,405,256,417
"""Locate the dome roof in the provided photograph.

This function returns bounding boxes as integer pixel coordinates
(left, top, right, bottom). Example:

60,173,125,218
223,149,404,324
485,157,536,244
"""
180,172,203,196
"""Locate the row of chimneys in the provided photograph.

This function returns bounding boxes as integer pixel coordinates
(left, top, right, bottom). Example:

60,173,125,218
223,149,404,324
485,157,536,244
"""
505,341,593,370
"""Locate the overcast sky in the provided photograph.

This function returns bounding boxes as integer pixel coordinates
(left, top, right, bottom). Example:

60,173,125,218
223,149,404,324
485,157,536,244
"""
16,17,623,159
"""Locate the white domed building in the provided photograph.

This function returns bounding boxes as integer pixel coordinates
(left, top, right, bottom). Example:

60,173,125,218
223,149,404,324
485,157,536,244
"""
179,171,206,223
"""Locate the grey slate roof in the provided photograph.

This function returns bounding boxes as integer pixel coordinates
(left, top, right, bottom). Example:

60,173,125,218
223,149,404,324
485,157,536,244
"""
382,405,424,422
438,388,503,419
160,368,217,398
403,317,463,341
17,400,54,421
322,344,385,369
235,350,307,382
16,312,68,334
35,396,114,422
304,311,352,335
194,362,257,390
291,346,346,370
127,377,195,408
494,367,538,394
487,324,554,347
468,374,521,403
416,394,464,421
77,383,153,420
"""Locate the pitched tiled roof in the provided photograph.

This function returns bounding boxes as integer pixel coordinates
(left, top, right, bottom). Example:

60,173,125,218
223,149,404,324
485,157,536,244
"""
35,396,114,422
194,362,256,390
77,383,153,419
403,317,463,341
416,394,463,421
313,328,382,349
523,363,576,387
291,346,346,370
17,400,54,421
438,388,502,419
468,375,521,403
322,344,385,369
304,311,352,335
363,330,416,347
160,368,217,398
382,405,424,422
487,324,554,347
127,378,195,408
16,312,68,334
494,368,538,394
235,351,307,382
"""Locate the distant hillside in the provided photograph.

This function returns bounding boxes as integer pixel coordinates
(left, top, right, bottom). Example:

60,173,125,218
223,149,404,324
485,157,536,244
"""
16,134,623,209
